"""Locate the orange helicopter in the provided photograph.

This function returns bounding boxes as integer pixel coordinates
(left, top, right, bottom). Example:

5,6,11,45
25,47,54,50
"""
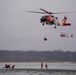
26,8,73,28
60,32,73,38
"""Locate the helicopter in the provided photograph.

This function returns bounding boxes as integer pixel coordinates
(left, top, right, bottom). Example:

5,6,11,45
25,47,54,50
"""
26,8,73,28
60,32,73,38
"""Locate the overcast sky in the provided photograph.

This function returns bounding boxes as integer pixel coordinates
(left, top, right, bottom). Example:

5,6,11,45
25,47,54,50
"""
0,0,76,51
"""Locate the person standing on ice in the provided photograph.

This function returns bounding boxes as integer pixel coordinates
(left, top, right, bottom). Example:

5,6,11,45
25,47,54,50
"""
41,62,43,69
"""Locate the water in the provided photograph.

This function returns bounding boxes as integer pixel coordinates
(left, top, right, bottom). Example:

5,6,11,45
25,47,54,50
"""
0,62,76,75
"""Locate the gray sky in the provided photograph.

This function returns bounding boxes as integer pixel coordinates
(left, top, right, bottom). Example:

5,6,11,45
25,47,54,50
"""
0,0,76,51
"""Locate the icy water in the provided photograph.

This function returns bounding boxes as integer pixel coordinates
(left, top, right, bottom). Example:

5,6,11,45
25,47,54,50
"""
0,62,76,75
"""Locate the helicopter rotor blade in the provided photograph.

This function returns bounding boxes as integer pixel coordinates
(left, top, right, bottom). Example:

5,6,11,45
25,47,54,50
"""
40,8,76,14
40,8,52,14
26,10,64,15
26,8,76,15
62,14,68,21
26,11,46,14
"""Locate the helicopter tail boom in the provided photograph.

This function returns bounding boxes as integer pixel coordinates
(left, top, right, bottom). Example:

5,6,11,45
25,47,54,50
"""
63,23,71,26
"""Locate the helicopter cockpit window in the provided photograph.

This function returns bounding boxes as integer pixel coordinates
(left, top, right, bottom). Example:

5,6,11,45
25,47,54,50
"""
42,16,48,19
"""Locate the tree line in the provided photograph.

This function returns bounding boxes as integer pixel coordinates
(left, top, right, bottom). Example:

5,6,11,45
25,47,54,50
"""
0,50,76,62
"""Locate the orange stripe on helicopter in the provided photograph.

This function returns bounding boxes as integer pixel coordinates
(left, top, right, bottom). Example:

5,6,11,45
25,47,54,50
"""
46,15,51,22
63,23,71,26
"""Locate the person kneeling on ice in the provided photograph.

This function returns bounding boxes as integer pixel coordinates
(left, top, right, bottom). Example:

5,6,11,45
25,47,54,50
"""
3,64,15,69
11,65,15,69
4,64,10,68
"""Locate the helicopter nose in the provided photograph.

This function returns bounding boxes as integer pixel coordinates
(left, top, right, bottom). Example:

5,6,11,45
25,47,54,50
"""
40,18,44,23
40,18,46,23
40,18,42,23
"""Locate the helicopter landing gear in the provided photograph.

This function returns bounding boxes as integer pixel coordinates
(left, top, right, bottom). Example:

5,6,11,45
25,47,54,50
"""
46,23,49,25
42,23,44,25
54,26,56,28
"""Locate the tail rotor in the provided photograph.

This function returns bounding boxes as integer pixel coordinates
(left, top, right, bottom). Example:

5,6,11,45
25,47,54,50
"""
62,14,68,21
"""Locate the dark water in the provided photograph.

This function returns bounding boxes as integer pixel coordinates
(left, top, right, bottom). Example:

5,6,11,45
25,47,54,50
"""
0,69,76,75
